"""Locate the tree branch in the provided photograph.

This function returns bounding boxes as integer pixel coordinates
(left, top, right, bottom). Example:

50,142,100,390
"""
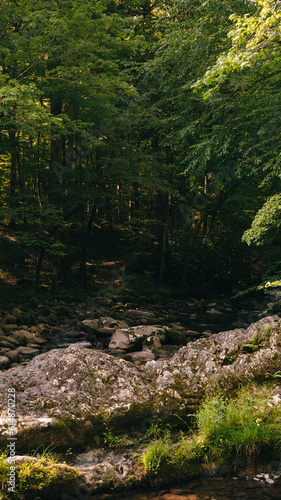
17,35,56,80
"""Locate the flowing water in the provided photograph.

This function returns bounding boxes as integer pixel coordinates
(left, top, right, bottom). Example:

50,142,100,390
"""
91,476,281,500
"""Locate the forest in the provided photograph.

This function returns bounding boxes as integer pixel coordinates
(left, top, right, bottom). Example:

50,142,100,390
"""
0,0,281,299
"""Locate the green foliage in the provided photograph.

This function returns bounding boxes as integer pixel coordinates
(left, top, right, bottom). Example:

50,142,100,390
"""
194,0,281,97
141,425,173,472
0,452,10,488
0,449,77,499
0,0,280,292
141,385,281,477
145,422,173,440
195,385,281,461
242,194,281,246
103,428,123,449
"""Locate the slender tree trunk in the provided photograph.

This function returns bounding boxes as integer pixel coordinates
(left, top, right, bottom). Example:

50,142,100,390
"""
9,132,17,196
35,249,45,287
79,204,88,292
159,222,168,284
157,191,169,283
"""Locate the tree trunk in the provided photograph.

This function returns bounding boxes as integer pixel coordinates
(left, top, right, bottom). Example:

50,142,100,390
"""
9,132,17,196
79,204,88,292
156,191,169,283
159,222,168,284
35,249,45,287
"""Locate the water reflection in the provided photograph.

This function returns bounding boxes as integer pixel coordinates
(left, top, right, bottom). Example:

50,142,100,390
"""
92,476,279,500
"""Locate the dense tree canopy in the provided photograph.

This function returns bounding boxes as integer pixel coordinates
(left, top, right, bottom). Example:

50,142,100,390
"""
0,0,280,295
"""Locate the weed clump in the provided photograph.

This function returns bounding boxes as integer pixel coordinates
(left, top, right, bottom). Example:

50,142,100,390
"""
141,384,281,481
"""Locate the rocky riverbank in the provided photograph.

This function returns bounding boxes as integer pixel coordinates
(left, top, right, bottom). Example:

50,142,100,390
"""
0,290,276,370
1,291,281,498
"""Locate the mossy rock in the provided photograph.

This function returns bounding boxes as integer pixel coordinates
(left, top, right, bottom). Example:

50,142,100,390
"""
166,328,187,345
1,459,80,500
3,324,19,333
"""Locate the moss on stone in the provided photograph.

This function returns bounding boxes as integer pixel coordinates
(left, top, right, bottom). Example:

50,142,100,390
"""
0,453,79,500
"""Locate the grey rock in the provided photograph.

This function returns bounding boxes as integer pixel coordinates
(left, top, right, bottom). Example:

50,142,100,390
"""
5,337,20,346
145,315,281,397
32,336,47,345
13,330,33,346
109,325,167,351
108,330,130,350
15,346,40,357
0,356,11,369
73,448,134,473
0,339,16,349
124,351,156,364
82,317,128,334
124,309,155,323
0,343,155,449
5,350,20,363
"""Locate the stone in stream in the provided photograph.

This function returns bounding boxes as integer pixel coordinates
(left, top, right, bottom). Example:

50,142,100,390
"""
0,355,11,369
82,317,128,335
0,339,16,349
15,346,40,358
123,350,156,364
5,336,20,346
0,348,10,355
109,325,167,351
206,308,225,315
202,330,213,337
12,330,34,346
124,309,156,323
5,350,20,363
30,326,40,334
32,335,47,345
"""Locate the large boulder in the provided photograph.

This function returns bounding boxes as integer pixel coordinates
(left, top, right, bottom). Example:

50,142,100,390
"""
1,315,281,451
109,325,167,351
0,343,156,451
145,314,281,396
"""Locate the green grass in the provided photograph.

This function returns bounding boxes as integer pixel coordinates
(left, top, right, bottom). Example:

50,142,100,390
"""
195,385,281,462
141,384,281,480
0,450,78,499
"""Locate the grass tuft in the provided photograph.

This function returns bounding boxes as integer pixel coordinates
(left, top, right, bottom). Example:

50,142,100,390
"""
141,384,281,480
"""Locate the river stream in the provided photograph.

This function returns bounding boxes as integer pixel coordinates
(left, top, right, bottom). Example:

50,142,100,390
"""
91,475,281,500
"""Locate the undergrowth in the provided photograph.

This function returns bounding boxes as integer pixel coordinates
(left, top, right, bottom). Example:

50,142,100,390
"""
141,384,281,479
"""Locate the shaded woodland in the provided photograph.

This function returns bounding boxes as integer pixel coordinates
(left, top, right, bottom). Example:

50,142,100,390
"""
0,0,281,299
